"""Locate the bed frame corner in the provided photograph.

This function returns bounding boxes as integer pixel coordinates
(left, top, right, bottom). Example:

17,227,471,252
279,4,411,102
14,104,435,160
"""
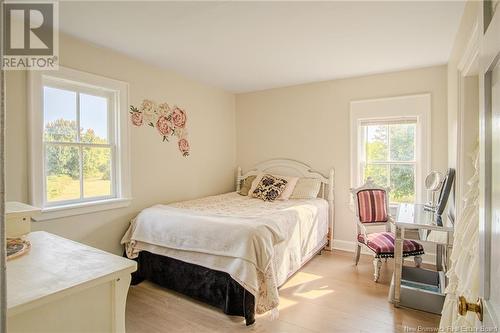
327,167,335,251
236,166,243,192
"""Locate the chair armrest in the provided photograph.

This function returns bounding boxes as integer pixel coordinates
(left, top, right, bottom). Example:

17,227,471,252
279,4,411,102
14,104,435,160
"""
357,221,368,239
386,216,394,232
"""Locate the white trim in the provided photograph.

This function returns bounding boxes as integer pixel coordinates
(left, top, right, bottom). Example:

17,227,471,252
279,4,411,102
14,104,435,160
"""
457,21,480,76
332,239,436,265
455,20,480,219
28,66,131,220
349,94,432,204
33,198,132,221
479,2,500,326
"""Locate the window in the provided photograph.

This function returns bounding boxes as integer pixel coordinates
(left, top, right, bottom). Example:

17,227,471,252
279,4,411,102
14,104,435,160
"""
350,94,430,205
44,86,113,203
360,120,416,203
29,67,130,220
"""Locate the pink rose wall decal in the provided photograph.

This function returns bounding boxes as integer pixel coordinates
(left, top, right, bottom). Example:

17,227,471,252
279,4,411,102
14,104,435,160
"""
178,138,190,157
130,99,190,157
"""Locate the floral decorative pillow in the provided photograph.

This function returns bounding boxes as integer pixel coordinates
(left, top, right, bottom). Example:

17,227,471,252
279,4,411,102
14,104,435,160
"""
251,174,288,202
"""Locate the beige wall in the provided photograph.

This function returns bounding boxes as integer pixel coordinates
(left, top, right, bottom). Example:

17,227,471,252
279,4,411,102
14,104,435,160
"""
235,65,448,246
6,33,236,254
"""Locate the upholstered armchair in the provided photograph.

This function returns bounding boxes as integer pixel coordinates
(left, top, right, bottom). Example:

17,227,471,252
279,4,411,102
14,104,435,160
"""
351,178,424,282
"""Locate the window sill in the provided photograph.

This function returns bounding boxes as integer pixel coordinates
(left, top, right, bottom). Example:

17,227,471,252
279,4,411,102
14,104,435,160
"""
32,198,132,222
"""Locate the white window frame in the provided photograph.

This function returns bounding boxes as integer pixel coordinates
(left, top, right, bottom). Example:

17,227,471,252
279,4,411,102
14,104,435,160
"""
28,66,131,221
350,94,431,206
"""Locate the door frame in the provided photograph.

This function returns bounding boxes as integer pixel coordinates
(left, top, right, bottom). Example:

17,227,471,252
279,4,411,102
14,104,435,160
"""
456,20,480,219
479,0,500,327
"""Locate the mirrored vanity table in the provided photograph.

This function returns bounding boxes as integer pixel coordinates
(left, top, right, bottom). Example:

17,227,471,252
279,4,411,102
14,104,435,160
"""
389,203,454,314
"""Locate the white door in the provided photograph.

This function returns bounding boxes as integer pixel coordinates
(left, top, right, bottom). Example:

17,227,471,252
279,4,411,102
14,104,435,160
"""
479,0,500,328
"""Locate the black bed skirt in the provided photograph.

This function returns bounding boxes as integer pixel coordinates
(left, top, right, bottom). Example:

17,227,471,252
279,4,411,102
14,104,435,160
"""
131,251,256,325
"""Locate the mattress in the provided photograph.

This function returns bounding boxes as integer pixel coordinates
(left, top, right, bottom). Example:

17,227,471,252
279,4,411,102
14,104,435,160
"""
123,192,328,312
169,192,329,287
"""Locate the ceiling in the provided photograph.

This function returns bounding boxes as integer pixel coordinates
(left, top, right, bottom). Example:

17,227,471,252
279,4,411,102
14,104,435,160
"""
59,1,465,93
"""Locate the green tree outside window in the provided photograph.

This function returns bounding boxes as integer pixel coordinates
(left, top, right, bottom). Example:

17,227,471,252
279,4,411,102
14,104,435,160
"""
363,123,416,203
45,119,111,201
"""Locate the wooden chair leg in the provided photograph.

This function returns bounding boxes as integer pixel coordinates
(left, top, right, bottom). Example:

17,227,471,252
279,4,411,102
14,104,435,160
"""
354,244,361,265
373,257,382,282
414,255,423,268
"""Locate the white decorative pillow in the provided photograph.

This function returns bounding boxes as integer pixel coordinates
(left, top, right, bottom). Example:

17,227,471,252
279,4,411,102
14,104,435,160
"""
251,174,288,202
290,178,322,199
238,175,256,196
277,176,299,200
248,173,298,200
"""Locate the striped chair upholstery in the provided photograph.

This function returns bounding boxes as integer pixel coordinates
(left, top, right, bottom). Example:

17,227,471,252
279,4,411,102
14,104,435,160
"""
357,232,425,258
356,189,388,223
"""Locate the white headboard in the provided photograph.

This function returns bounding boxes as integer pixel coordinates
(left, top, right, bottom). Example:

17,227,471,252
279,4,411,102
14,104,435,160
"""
236,158,335,250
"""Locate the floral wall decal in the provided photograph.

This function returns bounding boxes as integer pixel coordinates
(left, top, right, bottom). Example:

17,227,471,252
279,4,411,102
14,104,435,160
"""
130,99,190,156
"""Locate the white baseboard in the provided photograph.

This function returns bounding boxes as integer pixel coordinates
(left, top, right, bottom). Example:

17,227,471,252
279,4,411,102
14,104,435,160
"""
332,239,436,265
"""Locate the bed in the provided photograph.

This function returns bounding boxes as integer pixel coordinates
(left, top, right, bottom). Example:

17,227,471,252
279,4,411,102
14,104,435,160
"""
121,159,335,325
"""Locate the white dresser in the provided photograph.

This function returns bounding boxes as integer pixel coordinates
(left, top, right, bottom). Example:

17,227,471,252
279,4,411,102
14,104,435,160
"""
7,231,137,333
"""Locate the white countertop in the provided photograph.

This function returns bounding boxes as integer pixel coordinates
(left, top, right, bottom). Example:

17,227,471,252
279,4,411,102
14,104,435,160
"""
7,231,137,314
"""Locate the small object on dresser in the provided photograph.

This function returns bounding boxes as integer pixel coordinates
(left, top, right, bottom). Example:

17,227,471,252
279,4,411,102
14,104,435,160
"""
5,202,40,260
6,238,31,261
6,201,40,238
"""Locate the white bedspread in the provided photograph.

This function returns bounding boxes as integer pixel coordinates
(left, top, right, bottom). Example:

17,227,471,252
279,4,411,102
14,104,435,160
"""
121,192,328,314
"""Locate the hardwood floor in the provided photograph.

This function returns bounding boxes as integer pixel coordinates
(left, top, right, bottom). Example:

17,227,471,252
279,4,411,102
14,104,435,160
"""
125,250,440,333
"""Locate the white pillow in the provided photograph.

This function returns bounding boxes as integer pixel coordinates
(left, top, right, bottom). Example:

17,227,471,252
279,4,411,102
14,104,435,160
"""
290,178,322,199
248,173,299,200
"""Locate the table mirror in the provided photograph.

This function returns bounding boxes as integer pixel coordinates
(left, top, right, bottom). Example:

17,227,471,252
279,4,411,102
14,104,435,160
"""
424,171,444,211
